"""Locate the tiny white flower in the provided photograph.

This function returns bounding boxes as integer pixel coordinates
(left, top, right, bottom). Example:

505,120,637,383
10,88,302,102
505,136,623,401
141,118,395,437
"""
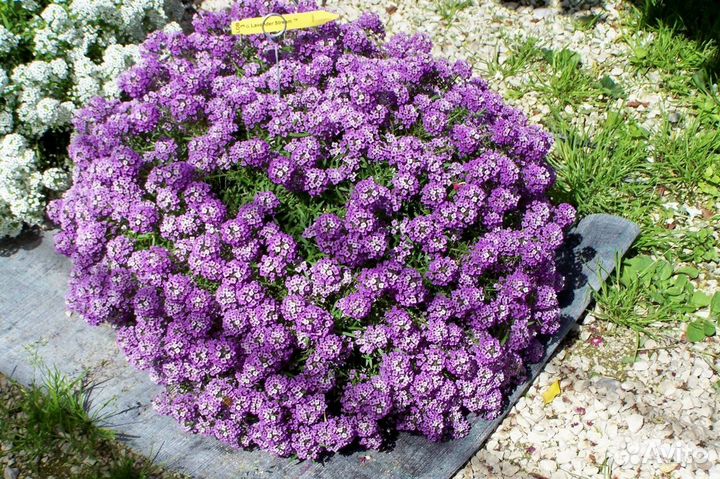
17,0,40,12
0,109,13,135
49,58,69,79
42,167,71,191
36,97,62,127
163,22,183,34
41,4,72,31
0,25,19,56
74,75,101,103
0,0,183,238
0,68,8,92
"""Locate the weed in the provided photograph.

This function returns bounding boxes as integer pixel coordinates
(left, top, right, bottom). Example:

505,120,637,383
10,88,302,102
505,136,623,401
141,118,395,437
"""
626,0,720,96
107,457,155,479
547,110,656,223
532,47,630,107
0,370,182,478
629,24,716,95
598,75,626,99
595,251,718,334
532,48,603,106
574,13,606,32
483,36,543,77
676,228,719,264
436,0,474,23
3,368,114,455
649,119,720,193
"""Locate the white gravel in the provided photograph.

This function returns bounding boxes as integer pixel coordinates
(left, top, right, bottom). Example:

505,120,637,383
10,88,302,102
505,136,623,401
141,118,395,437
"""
452,315,720,479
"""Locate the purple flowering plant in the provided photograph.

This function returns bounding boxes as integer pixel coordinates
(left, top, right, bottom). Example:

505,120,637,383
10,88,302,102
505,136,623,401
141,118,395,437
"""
48,0,576,460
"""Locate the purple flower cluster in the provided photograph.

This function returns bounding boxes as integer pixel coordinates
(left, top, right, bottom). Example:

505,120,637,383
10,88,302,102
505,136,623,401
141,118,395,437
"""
49,0,576,460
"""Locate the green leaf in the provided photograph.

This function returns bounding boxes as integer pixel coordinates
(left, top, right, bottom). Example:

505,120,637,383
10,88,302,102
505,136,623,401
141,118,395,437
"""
699,182,720,197
676,266,700,279
599,75,626,99
621,255,655,286
600,75,627,99
703,165,720,183
686,320,707,342
692,70,710,90
654,260,673,281
666,275,689,296
691,291,712,309
711,292,720,317
541,48,556,63
703,320,716,337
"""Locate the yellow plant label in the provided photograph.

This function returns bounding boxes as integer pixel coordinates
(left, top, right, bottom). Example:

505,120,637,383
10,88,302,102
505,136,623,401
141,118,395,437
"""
542,380,561,404
231,10,340,36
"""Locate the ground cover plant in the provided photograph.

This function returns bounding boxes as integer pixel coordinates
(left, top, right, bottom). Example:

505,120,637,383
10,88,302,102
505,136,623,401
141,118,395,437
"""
0,0,182,238
0,370,185,479
49,0,577,460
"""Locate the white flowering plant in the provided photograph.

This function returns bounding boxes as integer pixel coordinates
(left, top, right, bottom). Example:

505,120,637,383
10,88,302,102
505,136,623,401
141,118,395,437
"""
0,0,182,238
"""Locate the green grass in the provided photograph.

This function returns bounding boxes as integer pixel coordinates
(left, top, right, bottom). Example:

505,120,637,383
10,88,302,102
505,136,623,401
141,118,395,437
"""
650,120,720,192
510,46,628,107
628,22,717,95
533,48,605,107
0,369,179,479
467,21,720,334
594,246,720,334
629,23,712,75
631,0,720,54
481,42,626,105
547,111,655,220
626,0,720,99
483,36,543,78
1,369,114,455
435,0,474,23
106,457,158,479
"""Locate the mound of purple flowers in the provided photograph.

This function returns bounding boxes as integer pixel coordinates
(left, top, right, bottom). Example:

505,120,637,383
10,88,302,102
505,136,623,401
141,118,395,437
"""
48,0,576,460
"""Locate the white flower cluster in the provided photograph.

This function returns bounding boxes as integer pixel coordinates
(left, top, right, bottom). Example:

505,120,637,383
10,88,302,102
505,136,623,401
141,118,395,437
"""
0,25,19,56
0,0,182,237
0,134,70,238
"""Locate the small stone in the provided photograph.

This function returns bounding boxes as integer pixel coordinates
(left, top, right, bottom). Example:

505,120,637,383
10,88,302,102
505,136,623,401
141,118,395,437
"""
556,449,575,464
533,8,554,19
634,360,650,371
626,414,644,433
574,380,589,393
686,206,703,218
3,467,19,479
594,377,620,391
539,459,558,473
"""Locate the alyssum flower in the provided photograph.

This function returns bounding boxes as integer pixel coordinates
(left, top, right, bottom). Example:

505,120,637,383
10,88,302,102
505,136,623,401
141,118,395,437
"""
50,0,576,460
